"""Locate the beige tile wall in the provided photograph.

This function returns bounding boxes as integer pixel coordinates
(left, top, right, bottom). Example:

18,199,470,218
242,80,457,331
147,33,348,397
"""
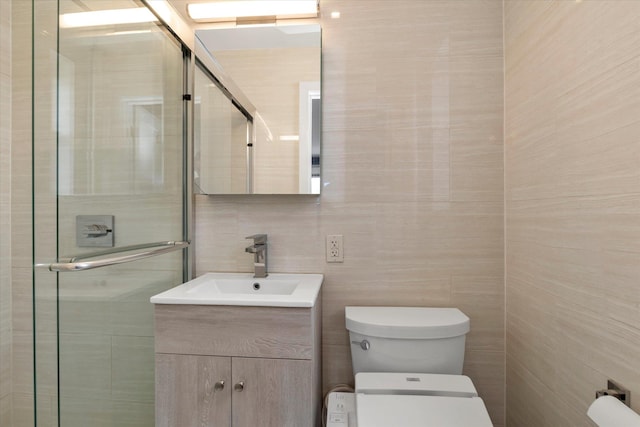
195,0,505,425
11,0,34,425
505,1,640,425
1,0,12,425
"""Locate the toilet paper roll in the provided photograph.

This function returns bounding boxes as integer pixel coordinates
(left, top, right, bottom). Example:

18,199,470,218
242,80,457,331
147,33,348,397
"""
587,396,640,427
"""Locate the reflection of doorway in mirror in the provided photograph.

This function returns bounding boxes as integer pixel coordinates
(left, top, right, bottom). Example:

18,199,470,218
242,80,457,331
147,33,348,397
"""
299,81,321,194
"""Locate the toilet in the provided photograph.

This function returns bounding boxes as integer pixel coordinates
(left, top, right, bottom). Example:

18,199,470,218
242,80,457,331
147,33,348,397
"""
326,306,493,427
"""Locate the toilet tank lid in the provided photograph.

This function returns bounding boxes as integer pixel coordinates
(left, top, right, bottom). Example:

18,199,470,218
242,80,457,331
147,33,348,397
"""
345,307,470,339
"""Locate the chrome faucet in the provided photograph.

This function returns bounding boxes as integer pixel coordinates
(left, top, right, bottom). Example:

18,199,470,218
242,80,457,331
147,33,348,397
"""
245,234,268,278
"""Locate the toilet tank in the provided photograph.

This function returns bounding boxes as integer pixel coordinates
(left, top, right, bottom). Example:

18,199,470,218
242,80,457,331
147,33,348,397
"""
345,307,470,375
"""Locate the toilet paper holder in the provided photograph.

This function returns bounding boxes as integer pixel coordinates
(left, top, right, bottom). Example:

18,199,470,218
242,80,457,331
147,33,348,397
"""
596,380,630,407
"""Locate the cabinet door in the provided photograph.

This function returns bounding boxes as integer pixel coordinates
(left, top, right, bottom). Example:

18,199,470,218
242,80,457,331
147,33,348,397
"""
232,358,313,427
156,354,232,427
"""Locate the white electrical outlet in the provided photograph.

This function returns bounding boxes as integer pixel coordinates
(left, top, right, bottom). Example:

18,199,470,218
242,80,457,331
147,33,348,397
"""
326,235,344,263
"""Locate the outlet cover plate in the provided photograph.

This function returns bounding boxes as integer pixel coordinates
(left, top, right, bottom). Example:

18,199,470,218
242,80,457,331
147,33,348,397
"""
326,234,344,263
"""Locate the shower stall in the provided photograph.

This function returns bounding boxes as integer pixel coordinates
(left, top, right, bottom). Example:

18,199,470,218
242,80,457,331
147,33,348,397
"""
32,1,192,425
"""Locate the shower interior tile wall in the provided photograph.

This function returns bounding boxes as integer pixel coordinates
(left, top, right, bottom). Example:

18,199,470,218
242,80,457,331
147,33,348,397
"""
505,1,640,425
195,1,505,425
1,0,12,425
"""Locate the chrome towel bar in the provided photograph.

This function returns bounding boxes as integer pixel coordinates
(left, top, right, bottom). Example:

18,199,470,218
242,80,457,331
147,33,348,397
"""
38,241,189,272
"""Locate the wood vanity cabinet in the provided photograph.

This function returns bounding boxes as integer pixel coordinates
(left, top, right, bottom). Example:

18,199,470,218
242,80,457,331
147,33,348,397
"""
154,302,321,427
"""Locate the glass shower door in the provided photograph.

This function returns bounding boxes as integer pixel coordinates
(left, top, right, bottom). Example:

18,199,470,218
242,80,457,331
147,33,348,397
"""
33,1,189,425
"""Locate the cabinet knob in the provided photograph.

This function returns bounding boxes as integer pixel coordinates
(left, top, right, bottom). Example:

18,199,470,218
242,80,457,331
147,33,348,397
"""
234,381,245,392
214,380,225,391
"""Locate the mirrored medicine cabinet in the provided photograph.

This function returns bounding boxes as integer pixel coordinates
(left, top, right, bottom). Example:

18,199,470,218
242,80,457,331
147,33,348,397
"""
193,24,321,195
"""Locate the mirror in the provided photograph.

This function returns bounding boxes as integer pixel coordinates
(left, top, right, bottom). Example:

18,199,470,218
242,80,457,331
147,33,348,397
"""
194,24,321,195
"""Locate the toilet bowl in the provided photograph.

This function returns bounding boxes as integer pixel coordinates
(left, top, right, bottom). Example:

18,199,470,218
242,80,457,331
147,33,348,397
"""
326,307,493,427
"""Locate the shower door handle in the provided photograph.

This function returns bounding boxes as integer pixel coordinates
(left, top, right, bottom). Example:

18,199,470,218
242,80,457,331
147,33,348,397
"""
37,240,190,272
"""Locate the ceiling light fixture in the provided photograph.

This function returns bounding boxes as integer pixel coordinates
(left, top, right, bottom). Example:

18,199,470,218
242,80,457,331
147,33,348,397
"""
59,7,158,28
187,1,318,22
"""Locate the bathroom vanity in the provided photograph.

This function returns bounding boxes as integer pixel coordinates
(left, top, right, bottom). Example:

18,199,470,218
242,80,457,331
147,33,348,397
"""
151,273,323,427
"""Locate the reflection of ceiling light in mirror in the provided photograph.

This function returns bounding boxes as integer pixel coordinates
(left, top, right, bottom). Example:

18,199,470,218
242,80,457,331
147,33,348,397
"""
331,11,340,19
187,1,318,21
279,135,300,141
59,7,157,28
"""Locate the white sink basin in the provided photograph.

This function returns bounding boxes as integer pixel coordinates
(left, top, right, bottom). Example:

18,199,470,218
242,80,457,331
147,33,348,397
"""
150,272,323,307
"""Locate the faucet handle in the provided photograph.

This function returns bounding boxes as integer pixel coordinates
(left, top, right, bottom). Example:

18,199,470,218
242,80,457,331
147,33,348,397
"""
246,234,267,244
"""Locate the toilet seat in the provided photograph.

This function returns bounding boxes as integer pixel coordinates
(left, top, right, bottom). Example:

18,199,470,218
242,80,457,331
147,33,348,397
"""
356,373,492,426
356,394,493,427
326,373,493,427
355,372,478,397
